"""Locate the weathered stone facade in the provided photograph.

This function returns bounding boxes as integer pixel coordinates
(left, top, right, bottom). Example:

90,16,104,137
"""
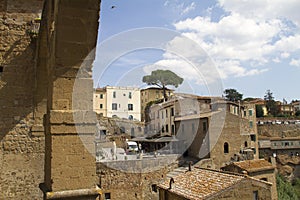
97,158,179,200
0,0,44,199
0,0,101,199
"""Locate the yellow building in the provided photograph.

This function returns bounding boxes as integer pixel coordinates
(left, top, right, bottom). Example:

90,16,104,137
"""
140,87,173,121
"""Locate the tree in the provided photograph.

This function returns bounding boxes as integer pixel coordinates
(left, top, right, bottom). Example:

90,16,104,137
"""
264,89,279,116
223,89,243,102
256,105,264,118
142,69,183,100
277,174,299,199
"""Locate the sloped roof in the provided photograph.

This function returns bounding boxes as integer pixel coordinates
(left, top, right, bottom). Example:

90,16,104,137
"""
232,159,275,173
158,167,246,200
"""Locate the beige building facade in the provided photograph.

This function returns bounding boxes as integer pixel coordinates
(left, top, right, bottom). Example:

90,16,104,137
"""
94,86,141,121
147,96,259,169
94,88,107,116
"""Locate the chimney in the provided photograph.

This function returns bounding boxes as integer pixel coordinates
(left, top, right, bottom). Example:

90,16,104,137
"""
188,161,192,171
169,178,175,189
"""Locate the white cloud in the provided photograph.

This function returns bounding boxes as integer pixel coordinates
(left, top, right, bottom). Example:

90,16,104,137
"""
169,0,300,82
164,0,169,7
290,59,300,67
144,0,300,86
218,0,300,25
280,52,290,59
273,57,281,63
181,2,196,16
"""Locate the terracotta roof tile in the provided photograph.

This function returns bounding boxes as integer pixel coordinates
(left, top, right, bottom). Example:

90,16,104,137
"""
158,167,245,200
233,159,275,173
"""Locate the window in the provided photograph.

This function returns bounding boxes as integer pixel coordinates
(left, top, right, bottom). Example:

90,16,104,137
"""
100,94,103,99
224,142,229,153
129,92,132,99
113,91,116,98
131,128,135,136
244,110,247,117
161,111,164,119
100,104,103,109
171,108,174,116
171,125,175,134
285,142,289,146
105,193,111,200
151,184,157,193
166,109,168,118
166,124,169,133
250,134,256,142
245,141,248,147
253,191,258,200
128,104,133,111
203,121,207,132
120,127,125,133
249,121,253,128
128,115,133,120
249,109,253,116
112,103,117,110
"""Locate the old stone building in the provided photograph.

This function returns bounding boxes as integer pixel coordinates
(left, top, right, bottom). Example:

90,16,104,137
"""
146,95,259,169
97,157,179,200
222,159,278,199
141,87,174,122
0,0,101,199
157,166,272,200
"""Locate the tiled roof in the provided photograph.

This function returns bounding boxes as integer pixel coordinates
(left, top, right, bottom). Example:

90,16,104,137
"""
233,159,275,173
157,167,245,200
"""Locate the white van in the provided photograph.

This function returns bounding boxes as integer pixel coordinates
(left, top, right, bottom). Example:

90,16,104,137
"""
126,141,138,153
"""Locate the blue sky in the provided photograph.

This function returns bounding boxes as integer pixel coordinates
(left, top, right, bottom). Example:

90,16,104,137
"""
93,0,300,102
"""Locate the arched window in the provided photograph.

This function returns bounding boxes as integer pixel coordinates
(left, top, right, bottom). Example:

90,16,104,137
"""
224,142,229,154
128,115,133,120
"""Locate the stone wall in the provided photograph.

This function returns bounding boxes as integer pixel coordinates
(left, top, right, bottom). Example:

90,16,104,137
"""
0,0,101,199
97,157,179,200
209,112,258,169
43,0,100,198
0,0,44,199
258,124,300,138
212,179,272,200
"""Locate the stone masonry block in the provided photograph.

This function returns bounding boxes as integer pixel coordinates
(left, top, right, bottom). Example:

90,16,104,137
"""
50,110,96,124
